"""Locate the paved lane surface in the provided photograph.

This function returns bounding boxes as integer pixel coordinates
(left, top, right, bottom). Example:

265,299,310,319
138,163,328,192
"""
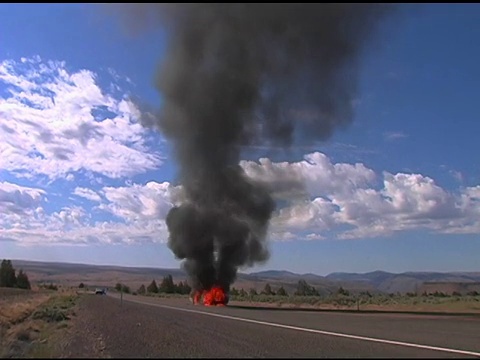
90,293,480,358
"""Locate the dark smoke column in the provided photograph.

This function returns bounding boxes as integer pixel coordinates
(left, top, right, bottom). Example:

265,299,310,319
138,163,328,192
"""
144,4,392,292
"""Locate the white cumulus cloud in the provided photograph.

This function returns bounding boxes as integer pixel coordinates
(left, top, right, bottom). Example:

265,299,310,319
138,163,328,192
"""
0,56,162,180
0,180,178,246
100,181,183,222
1,151,480,246
241,152,480,241
0,181,46,232
241,152,376,201
73,187,102,202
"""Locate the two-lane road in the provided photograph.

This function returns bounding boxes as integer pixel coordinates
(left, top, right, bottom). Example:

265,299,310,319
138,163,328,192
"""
100,293,480,358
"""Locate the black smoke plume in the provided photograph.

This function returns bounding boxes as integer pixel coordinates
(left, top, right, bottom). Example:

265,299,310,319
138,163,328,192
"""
120,4,393,292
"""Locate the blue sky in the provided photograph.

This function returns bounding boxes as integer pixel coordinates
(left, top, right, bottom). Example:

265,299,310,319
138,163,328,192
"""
1,4,480,275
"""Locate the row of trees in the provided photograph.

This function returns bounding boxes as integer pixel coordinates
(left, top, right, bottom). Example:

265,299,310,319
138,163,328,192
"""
118,276,454,299
117,277,346,298
114,276,480,299
115,275,192,295
233,282,355,298
231,283,290,297
137,277,319,297
141,274,192,295
232,280,320,297
0,259,31,289
238,282,480,298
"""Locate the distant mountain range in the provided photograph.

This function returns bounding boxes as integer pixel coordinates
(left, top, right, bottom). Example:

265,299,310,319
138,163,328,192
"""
8,259,480,295
249,269,480,294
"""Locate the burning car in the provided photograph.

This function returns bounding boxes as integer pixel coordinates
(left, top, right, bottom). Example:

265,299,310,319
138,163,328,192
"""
190,286,229,306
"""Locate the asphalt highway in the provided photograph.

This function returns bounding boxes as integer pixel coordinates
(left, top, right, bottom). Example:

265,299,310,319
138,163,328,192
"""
105,293,480,358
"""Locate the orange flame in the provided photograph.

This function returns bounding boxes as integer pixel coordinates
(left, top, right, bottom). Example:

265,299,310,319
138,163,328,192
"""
203,286,227,306
191,286,228,306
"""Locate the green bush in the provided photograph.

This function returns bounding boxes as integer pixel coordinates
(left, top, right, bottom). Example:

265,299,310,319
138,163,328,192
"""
33,307,69,322
39,283,58,291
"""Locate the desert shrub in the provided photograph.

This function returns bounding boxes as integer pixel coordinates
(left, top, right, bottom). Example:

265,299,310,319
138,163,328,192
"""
16,329,31,341
331,296,356,307
230,287,239,296
255,294,277,303
289,295,321,305
337,287,350,296
238,288,248,297
33,307,69,322
39,283,58,291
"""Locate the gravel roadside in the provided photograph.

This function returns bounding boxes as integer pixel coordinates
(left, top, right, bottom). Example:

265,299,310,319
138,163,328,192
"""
57,295,111,358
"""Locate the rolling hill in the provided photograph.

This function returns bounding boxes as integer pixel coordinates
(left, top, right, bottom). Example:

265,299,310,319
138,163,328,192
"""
7,259,480,295
324,271,480,294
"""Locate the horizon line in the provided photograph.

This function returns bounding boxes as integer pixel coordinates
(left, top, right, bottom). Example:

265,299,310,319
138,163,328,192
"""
6,258,479,277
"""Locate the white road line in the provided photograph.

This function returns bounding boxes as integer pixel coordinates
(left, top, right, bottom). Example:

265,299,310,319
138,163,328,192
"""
120,296,480,357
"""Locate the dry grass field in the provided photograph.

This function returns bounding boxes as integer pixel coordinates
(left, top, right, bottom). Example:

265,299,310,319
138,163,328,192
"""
0,288,51,325
225,292,480,314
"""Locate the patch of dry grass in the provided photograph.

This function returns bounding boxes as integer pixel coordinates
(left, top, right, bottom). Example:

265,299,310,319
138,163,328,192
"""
0,291,52,327
0,289,79,358
359,299,480,314
229,293,480,314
